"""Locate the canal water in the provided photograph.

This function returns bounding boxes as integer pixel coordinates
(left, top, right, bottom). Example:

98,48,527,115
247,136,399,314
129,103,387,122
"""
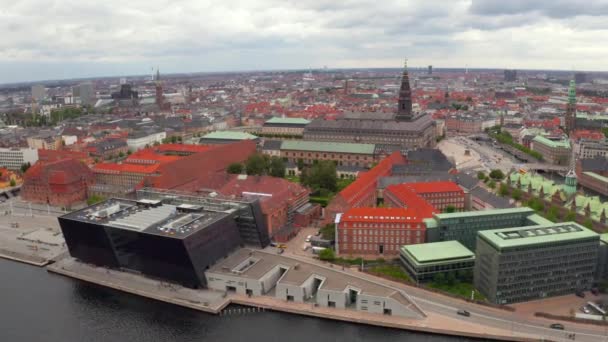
0,259,485,342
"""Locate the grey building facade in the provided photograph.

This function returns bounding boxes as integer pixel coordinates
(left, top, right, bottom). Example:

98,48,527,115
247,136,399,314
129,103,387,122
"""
474,223,599,304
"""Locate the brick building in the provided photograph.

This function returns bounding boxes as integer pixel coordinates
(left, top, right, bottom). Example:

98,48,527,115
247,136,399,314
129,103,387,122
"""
216,174,313,242
531,136,571,166
325,151,406,225
384,181,466,212
279,140,378,168
336,207,427,257
21,158,94,207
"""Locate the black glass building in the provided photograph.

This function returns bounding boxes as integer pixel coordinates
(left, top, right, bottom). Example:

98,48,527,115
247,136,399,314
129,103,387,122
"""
58,190,270,288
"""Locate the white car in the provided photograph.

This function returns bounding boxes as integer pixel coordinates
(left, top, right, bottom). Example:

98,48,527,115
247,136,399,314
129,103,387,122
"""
305,235,312,243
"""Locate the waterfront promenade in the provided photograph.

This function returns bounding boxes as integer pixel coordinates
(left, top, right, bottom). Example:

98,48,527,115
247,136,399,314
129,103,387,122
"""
48,256,538,342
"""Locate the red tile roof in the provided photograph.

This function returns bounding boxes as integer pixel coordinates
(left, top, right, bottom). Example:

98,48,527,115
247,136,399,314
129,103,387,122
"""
151,140,257,190
403,181,464,194
340,207,425,223
93,162,161,174
125,149,181,164
155,144,214,154
23,158,93,190
339,151,405,205
384,184,439,218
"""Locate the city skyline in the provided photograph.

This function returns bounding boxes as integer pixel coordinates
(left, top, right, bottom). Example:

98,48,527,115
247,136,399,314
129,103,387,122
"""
2,0,608,83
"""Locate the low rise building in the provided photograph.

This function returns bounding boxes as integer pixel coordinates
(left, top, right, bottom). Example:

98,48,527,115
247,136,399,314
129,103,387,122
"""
126,130,167,151
261,117,310,137
206,249,425,319
0,147,38,170
199,131,259,145
576,139,608,160
400,241,475,283
21,158,94,207
577,157,608,197
280,140,378,168
474,223,599,304
27,133,62,151
384,181,466,212
87,138,129,160
531,135,571,165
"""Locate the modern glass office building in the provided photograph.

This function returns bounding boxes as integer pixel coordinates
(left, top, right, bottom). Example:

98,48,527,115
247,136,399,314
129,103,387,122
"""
58,189,270,288
474,223,599,304
425,207,536,251
399,241,475,282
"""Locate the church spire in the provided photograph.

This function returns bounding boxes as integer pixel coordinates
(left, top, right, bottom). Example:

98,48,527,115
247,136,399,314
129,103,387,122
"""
395,58,414,122
565,79,576,135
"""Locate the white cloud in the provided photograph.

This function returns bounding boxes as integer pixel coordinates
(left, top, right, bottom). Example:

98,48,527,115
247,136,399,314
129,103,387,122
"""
0,0,607,82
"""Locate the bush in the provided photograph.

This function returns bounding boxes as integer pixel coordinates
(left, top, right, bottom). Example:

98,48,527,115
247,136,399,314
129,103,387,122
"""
489,169,505,180
477,171,486,180
319,248,335,261
227,162,243,174
498,183,509,197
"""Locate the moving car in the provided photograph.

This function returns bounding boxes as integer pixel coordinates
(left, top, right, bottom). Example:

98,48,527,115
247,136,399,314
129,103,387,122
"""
457,310,470,317
550,323,565,330
305,235,312,242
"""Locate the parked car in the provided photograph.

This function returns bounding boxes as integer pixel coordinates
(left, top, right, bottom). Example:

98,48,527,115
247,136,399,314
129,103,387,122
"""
575,290,585,298
277,248,284,254
269,242,278,247
591,288,599,296
550,323,565,330
457,310,471,317
305,235,312,243
582,306,590,314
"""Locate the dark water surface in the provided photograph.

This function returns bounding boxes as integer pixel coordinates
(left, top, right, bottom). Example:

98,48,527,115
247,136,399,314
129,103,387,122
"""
0,259,483,342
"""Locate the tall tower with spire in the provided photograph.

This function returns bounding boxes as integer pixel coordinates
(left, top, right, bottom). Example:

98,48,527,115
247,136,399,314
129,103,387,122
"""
564,144,577,196
395,58,414,122
155,67,164,108
565,79,576,135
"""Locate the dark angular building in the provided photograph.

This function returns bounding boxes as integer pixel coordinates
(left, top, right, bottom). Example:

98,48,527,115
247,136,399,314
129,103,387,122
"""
58,189,270,288
504,69,517,82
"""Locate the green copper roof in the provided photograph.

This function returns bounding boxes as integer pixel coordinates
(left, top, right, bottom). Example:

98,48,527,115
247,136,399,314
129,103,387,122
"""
265,117,310,125
478,222,598,250
400,241,474,266
532,135,570,149
280,140,376,155
201,131,258,140
434,207,533,220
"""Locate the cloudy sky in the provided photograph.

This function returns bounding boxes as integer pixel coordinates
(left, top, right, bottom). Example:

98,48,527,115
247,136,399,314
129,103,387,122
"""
1,0,607,83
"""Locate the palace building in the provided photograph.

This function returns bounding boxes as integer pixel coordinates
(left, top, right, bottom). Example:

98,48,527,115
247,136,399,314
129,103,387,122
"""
303,60,436,149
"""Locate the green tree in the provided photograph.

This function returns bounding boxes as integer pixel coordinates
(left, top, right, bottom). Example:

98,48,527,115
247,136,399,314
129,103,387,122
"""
296,158,305,170
118,151,125,158
245,153,267,175
446,271,457,286
320,223,335,241
87,195,105,206
301,161,337,192
584,218,594,229
564,211,577,221
433,272,446,286
444,205,456,213
318,248,335,261
477,171,486,180
498,183,509,197
269,156,286,178
489,169,505,180
9,179,16,187
512,188,522,201
227,162,243,174
488,180,496,189
20,162,31,173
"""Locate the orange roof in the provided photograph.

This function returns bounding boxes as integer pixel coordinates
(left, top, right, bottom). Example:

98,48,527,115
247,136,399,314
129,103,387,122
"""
156,144,214,154
339,151,405,204
126,149,180,164
404,181,464,194
93,162,160,174
340,207,425,223
384,184,439,218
